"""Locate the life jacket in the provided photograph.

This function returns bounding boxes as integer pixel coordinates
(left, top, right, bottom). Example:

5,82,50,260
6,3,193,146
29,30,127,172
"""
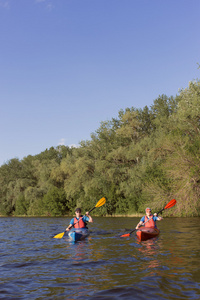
73,216,86,228
144,215,156,228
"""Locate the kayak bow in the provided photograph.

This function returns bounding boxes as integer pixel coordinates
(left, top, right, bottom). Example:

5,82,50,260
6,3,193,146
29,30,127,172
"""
68,228,89,242
136,227,160,241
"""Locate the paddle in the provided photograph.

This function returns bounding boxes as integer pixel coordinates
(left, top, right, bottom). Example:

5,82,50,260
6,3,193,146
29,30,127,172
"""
120,198,177,238
53,197,106,239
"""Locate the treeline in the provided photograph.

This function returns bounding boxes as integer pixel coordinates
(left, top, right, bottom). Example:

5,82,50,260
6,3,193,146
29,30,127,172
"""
0,80,200,217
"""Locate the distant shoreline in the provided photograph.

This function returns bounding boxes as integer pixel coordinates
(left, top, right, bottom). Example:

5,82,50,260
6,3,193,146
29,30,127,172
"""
0,214,143,217
0,213,182,218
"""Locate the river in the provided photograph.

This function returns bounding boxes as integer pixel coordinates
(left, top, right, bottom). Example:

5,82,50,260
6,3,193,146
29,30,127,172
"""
0,216,199,299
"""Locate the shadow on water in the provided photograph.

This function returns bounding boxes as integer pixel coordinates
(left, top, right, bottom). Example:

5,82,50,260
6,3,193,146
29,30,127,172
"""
0,217,200,299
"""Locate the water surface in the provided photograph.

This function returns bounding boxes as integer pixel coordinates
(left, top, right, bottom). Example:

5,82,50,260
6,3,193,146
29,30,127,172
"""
0,216,199,299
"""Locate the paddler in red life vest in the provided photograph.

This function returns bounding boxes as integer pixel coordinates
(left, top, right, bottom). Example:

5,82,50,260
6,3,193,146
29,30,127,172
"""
136,207,163,229
66,208,93,231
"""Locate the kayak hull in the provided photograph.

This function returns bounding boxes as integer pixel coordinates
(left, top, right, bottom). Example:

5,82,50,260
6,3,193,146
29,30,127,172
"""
136,227,160,241
68,228,90,242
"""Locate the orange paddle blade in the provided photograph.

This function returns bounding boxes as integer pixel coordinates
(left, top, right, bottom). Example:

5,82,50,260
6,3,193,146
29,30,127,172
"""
164,199,176,210
120,233,131,237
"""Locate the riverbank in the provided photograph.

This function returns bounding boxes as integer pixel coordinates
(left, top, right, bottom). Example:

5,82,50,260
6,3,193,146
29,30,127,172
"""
0,214,143,217
1,213,180,218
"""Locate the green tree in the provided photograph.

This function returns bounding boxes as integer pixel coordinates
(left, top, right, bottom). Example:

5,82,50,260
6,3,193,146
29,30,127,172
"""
42,186,67,216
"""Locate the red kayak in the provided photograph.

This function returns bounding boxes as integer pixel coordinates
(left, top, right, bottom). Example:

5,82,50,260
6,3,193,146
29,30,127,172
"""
136,227,160,241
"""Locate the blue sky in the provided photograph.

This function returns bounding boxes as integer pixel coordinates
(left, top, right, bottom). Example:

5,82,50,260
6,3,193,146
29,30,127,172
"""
0,0,199,166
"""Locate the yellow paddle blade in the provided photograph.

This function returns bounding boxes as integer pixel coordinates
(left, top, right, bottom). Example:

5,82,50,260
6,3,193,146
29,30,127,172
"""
53,231,65,239
95,197,106,208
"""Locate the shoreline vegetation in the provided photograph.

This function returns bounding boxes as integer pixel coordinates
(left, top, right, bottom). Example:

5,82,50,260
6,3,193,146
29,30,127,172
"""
0,80,200,218
1,214,196,218
0,213,144,218
1,214,180,218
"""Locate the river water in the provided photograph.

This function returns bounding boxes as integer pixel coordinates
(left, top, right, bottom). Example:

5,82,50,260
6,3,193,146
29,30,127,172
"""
0,216,199,299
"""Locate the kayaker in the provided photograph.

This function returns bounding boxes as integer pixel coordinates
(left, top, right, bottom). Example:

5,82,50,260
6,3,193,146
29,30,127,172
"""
66,208,93,231
136,207,163,229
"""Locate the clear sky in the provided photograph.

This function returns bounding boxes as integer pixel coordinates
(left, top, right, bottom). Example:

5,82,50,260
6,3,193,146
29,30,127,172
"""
0,0,199,166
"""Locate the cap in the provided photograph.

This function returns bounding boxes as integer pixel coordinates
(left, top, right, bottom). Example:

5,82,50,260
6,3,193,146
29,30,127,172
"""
145,207,151,212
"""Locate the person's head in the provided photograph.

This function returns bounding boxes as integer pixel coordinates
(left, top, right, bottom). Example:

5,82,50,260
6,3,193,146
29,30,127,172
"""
145,207,152,216
75,208,81,216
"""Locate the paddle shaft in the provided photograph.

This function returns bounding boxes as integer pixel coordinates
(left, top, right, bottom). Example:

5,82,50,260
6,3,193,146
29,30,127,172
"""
156,207,165,215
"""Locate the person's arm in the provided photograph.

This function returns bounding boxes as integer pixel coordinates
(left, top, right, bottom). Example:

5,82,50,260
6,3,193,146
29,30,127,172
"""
153,213,163,221
66,219,74,231
136,217,144,229
136,221,143,229
85,212,93,223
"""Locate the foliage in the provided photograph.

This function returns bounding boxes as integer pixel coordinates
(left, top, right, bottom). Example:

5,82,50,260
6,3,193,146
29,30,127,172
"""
41,186,67,216
0,80,200,217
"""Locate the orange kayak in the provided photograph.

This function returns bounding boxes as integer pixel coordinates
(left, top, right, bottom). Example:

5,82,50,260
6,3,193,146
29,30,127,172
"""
136,227,160,241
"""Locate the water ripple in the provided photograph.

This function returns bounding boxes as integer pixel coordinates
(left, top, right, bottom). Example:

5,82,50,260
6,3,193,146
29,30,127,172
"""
0,217,200,299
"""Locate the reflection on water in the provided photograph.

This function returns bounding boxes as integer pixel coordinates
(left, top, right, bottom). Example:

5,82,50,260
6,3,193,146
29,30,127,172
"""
0,217,200,299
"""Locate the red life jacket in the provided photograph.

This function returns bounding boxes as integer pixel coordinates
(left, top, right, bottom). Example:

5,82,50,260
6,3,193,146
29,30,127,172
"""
144,215,156,228
73,216,86,228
